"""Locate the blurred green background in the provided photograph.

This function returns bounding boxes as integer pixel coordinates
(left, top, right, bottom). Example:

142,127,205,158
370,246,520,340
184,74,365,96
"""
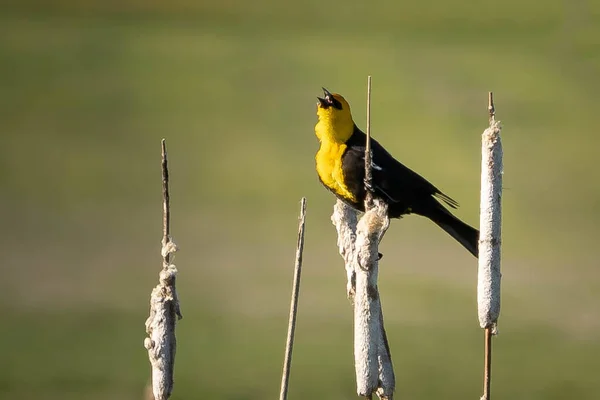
1,0,599,399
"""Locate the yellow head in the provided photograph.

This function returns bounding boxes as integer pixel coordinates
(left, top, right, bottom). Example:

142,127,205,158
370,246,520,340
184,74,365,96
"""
315,88,355,143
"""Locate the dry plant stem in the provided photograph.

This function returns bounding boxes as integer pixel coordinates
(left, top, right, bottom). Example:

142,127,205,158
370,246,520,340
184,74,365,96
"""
478,93,502,328
331,77,395,399
162,139,171,263
353,208,383,395
332,202,395,399
478,93,502,400
332,201,394,398
363,76,394,400
354,200,393,398
482,327,493,400
279,198,307,400
144,139,182,400
364,76,374,208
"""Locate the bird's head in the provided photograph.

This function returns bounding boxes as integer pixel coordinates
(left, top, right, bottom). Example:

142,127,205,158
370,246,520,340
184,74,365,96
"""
315,88,354,142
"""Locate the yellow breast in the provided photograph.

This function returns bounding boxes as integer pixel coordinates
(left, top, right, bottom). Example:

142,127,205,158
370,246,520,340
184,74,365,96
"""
316,142,357,202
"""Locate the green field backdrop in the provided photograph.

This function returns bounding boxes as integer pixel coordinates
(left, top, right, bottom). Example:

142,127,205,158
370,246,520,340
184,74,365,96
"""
1,1,599,399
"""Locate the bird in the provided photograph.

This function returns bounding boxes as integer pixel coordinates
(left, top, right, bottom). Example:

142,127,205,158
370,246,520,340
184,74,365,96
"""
315,87,479,257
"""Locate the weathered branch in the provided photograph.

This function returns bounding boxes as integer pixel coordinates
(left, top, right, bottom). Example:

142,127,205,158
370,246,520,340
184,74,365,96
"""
144,139,182,400
279,198,307,400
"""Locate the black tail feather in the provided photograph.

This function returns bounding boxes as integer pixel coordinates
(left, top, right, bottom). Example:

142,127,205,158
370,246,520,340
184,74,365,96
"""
427,205,479,258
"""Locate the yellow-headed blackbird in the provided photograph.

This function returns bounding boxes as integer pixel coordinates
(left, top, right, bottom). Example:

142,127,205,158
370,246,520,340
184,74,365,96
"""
315,88,479,257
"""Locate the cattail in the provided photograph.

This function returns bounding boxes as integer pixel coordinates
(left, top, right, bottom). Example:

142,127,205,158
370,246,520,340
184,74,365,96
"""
478,93,502,400
478,94,502,330
144,140,182,400
331,77,395,399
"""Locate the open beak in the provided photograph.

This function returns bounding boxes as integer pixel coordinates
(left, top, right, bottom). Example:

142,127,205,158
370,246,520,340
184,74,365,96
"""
317,87,334,108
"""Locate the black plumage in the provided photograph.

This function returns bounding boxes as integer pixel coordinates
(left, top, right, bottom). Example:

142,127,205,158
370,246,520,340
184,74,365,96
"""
334,125,480,258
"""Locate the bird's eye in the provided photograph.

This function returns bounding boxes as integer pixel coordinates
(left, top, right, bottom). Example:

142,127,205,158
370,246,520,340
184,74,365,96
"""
330,97,343,110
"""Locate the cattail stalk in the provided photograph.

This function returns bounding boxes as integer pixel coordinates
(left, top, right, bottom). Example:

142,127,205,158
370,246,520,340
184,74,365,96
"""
144,139,182,400
331,76,395,399
478,93,502,400
279,198,307,400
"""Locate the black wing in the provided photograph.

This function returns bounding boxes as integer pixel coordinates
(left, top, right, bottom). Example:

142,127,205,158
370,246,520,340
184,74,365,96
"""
343,125,459,215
